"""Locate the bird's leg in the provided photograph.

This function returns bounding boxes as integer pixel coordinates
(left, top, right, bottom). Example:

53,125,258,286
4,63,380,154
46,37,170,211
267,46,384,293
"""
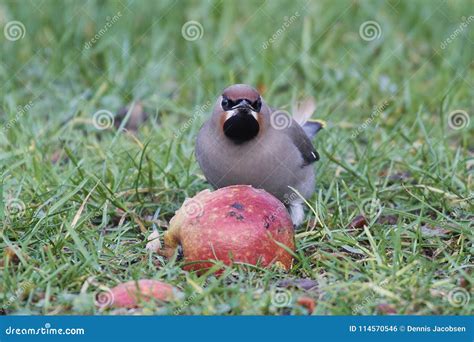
288,200,305,227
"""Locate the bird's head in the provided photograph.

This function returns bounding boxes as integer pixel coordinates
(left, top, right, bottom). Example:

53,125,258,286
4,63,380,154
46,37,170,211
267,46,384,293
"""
215,84,268,143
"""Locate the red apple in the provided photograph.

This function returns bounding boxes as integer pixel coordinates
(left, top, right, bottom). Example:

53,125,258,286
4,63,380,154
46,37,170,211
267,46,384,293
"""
162,185,295,272
96,279,178,309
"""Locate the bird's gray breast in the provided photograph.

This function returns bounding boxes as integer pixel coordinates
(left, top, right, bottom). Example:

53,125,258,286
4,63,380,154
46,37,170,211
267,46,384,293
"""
196,126,313,201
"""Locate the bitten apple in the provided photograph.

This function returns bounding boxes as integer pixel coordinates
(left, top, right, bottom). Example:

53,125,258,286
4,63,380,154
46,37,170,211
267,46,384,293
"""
162,185,295,272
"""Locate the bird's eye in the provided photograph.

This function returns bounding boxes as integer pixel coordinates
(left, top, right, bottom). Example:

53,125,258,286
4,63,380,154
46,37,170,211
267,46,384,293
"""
221,97,230,110
252,98,262,112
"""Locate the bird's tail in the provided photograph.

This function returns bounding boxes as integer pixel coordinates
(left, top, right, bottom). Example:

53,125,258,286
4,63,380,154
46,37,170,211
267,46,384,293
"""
302,119,326,139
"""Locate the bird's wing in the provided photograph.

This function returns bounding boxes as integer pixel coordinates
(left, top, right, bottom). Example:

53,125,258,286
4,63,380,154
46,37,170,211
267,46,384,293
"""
287,122,319,166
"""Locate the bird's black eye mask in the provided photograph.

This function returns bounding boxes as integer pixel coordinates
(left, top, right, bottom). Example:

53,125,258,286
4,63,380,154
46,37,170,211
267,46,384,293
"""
221,96,262,112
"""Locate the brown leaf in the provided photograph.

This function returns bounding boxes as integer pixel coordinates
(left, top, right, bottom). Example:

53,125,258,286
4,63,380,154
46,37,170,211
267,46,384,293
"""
115,101,148,132
459,277,469,289
349,214,398,229
377,215,398,225
3,246,20,265
50,150,67,164
349,215,368,229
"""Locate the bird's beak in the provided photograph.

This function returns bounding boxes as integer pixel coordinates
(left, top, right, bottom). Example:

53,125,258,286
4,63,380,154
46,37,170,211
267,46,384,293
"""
231,100,252,110
225,100,258,121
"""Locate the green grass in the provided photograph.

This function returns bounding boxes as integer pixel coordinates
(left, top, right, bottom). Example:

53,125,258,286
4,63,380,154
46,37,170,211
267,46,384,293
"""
0,0,472,315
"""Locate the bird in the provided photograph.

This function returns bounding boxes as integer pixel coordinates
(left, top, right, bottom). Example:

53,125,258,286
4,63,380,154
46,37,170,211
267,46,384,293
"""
195,84,323,226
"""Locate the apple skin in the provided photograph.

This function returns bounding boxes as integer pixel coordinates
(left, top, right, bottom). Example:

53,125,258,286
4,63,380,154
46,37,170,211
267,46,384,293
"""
162,185,295,272
106,279,177,308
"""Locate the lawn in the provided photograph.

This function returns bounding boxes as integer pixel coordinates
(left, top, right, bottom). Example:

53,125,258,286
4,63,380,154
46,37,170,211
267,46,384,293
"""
0,0,472,315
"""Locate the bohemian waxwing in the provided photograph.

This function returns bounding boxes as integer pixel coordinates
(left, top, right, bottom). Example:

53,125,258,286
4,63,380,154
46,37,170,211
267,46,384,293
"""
195,84,323,226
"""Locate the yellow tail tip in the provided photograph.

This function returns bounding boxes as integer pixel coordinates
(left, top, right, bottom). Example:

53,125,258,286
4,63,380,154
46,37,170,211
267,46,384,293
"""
307,119,327,128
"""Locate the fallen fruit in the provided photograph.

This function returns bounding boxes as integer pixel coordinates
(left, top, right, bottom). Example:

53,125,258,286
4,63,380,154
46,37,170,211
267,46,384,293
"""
296,296,316,314
376,303,397,314
161,185,295,272
96,279,177,309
